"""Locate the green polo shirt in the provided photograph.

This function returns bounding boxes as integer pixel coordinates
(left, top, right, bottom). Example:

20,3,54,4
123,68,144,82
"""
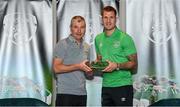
95,27,137,87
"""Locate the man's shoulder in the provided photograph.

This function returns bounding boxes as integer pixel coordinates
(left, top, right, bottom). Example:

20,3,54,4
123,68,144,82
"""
95,32,104,40
117,30,133,40
55,38,69,48
116,29,128,37
57,37,69,44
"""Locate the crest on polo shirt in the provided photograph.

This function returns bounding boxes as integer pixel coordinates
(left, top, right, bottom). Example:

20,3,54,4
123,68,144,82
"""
3,13,37,46
113,41,120,48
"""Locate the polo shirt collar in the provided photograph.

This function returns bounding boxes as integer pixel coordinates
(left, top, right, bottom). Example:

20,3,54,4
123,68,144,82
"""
68,34,84,47
104,27,119,38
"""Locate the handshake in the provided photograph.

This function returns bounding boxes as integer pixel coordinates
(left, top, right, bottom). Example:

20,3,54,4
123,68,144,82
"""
85,61,109,80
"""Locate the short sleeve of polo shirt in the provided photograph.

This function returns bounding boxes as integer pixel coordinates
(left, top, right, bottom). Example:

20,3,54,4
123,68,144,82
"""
122,35,137,56
54,40,66,60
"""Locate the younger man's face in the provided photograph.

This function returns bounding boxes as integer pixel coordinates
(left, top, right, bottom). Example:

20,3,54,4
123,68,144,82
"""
102,11,116,31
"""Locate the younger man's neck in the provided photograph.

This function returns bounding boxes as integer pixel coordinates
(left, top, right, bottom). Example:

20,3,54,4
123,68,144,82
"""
105,27,116,36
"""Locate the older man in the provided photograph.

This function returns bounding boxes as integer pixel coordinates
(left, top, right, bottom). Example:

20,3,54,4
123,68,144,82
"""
53,16,92,106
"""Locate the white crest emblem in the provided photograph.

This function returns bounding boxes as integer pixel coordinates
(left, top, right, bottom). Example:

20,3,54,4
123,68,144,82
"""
113,41,120,48
3,13,37,46
142,0,176,45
